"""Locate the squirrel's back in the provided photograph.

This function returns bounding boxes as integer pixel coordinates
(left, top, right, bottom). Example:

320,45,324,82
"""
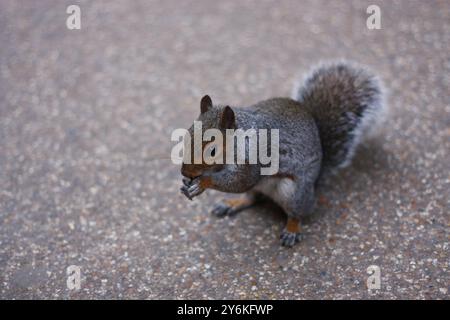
292,62,385,172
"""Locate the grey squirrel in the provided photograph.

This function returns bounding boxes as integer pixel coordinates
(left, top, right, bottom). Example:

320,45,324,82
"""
180,62,385,247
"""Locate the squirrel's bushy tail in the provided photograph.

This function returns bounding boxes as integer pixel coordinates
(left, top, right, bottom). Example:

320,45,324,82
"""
292,62,385,172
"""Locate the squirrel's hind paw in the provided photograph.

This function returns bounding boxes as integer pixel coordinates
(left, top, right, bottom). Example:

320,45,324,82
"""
211,198,255,218
280,229,303,247
211,202,235,218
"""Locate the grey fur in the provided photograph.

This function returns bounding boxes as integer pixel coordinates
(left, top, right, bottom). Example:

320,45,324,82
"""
181,62,384,246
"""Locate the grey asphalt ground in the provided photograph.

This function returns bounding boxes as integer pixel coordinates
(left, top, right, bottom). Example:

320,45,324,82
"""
0,0,449,299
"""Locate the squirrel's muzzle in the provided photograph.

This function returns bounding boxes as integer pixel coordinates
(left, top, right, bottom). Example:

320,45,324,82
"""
181,163,202,179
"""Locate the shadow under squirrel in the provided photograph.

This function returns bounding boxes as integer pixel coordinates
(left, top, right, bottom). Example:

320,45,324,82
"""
180,62,385,247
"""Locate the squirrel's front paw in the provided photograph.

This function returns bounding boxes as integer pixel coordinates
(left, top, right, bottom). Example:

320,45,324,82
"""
180,177,205,200
280,229,303,247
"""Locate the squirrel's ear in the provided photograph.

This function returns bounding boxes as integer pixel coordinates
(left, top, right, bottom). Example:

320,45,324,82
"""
200,95,212,114
220,106,235,129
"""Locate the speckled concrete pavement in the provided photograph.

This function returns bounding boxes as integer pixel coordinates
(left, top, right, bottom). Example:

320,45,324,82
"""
0,0,449,299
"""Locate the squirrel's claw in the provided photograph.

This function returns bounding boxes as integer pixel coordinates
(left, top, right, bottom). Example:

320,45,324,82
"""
187,181,204,198
180,177,205,200
180,177,193,200
280,229,303,247
182,177,192,187
211,202,234,217
180,186,193,200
